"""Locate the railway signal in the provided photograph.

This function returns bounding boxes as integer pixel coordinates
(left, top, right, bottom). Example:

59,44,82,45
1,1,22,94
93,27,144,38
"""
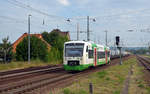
116,36,120,46
115,36,122,65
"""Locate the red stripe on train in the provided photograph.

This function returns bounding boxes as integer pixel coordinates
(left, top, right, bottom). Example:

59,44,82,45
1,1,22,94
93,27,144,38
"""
105,50,107,64
94,48,97,66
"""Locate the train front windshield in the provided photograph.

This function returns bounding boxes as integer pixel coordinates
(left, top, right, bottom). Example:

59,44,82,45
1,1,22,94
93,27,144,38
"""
65,43,84,57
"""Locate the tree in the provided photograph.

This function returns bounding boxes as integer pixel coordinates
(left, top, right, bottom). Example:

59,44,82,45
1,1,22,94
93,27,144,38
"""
148,42,150,53
0,37,13,63
42,29,69,61
41,31,50,43
16,36,48,61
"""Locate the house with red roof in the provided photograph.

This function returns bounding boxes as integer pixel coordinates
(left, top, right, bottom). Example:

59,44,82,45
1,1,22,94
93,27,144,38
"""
12,33,51,53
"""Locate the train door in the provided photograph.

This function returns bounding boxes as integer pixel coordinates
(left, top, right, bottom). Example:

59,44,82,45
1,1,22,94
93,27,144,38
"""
86,45,94,66
105,50,107,64
94,48,97,66
86,46,89,64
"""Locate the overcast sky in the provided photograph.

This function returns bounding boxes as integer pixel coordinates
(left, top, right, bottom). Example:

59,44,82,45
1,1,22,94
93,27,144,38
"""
0,0,150,47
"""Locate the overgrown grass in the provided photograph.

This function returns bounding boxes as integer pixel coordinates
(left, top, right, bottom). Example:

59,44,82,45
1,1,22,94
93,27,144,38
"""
50,58,136,94
128,58,150,94
0,60,62,71
63,88,88,94
50,57,150,94
97,70,108,78
142,54,150,58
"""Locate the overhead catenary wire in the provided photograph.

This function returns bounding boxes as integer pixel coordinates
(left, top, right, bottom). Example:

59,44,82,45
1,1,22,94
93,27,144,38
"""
2,0,150,46
0,15,26,23
0,15,79,37
0,15,53,32
94,8,150,20
6,0,67,21
5,0,150,26
6,0,150,31
4,0,79,31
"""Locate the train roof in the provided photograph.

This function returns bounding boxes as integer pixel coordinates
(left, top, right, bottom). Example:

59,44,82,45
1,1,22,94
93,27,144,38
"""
65,41,109,48
65,40,89,44
65,40,101,45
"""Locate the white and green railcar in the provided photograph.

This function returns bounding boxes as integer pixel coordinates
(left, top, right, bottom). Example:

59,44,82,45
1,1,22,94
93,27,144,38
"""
63,41,110,71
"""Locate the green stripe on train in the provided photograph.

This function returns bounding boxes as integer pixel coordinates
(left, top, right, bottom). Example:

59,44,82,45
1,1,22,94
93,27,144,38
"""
64,64,93,71
64,60,110,71
92,43,97,48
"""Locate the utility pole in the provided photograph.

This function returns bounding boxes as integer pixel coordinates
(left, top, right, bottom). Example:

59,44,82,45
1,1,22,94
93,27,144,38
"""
67,16,95,41
77,22,79,40
87,16,90,41
118,46,122,65
114,42,117,55
28,14,31,63
105,30,108,46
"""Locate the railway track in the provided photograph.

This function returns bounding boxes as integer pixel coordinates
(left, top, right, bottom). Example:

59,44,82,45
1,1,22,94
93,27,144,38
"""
0,66,65,94
0,55,131,94
137,55,150,71
0,72,69,94
0,66,63,86
0,65,62,77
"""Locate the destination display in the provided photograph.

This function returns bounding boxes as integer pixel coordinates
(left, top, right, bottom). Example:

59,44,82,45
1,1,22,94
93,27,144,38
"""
65,43,84,49
65,45,84,49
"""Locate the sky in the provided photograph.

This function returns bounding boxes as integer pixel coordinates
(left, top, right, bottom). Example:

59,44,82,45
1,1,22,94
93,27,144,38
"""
0,0,150,47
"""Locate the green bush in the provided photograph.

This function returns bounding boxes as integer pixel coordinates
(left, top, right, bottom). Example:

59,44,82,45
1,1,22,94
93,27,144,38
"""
63,88,71,94
16,36,48,62
106,77,110,80
47,47,60,62
113,90,120,94
42,29,69,62
138,84,144,88
77,89,88,94
0,37,13,62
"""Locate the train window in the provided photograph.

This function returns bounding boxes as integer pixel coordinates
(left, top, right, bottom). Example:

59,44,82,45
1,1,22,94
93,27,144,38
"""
86,46,88,52
107,51,110,57
100,52,105,58
97,51,105,59
65,43,84,57
97,52,101,59
88,50,93,58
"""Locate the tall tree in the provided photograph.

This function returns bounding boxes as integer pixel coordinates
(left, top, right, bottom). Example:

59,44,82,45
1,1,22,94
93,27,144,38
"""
148,42,150,53
41,31,50,43
16,36,48,61
0,37,12,63
42,29,69,61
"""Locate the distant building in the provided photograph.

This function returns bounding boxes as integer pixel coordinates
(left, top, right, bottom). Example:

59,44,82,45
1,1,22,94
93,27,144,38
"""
12,29,70,53
51,29,70,40
12,33,51,53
